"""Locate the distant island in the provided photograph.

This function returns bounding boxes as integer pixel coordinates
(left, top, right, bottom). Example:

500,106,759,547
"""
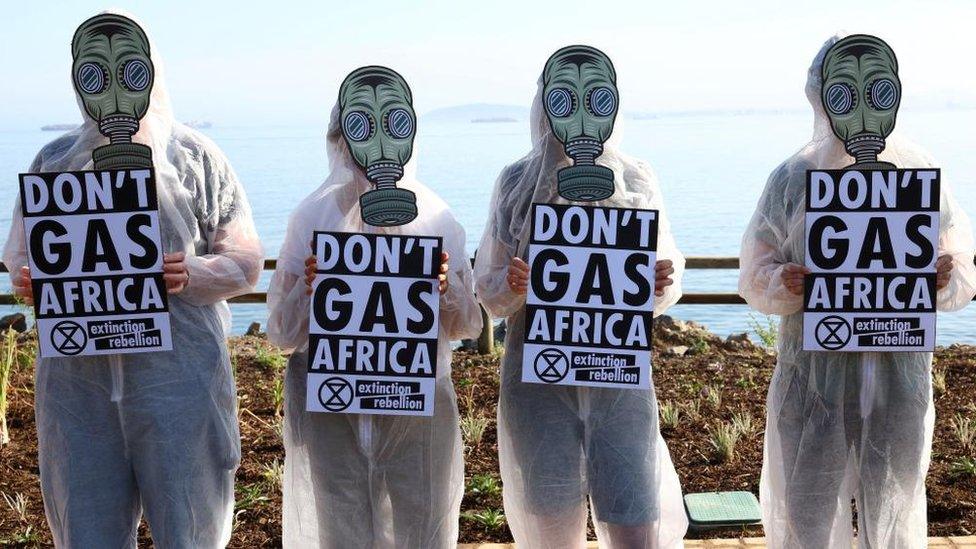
41,124,78,131
41,120,212,131
471,117,518,124
423,103,528,124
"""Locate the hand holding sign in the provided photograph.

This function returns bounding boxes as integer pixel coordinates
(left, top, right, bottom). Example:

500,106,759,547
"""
304,255,318,295
14,267,33,305
507,257,530,295
936,255,953,290
438,252,449,295
655,259,675,297
782,263,811,296
162,252,188,294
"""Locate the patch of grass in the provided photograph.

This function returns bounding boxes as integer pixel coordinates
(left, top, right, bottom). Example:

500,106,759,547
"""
732,411,756,438
467,473,502,498
461,508,506,530
949,457,976,478
748,313,778,350
735,371,756,389
690,336,710,355
951,413,975,451
684,399,702,422
260,459,284,493
272,376,285,417
659,401,680,430
254,346,286,371
709,422,740,463
460,414,489,448
2,491,28,522
0,525,39,545
0,329,16,445
704,385,722,409
933,368,947,397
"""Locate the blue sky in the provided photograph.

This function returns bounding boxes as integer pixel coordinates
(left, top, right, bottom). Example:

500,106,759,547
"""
1,0,973,129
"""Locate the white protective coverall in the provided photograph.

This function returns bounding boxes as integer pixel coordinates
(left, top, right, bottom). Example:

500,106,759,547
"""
738,34,976,549
473,78,689,549
266,103,483,549
2,12,263,549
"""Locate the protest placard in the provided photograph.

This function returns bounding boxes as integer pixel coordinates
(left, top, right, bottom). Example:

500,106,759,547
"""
522,203,658,389
306,231,441,416
803,169,940,352
20,168,171,358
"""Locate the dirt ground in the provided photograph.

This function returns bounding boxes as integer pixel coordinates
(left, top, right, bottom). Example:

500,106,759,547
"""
1,317,975,546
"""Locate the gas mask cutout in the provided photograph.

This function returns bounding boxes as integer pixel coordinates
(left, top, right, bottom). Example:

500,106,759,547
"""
543,45,619,201
821,34,901,170
72,14,155,170
339,66,418,227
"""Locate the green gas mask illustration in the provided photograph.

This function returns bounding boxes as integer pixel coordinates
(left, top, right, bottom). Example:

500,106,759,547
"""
339,66,418,227
72,14,155,170
543,45,619,201
821,35,901,169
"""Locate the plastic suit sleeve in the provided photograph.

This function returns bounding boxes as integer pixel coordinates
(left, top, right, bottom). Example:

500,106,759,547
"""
179,149,263,306
267,211,312,353
936,184,976,311
438,217,483,341
643,189,684,317
3,154,43,288
737,178,804,316
473,222,524,320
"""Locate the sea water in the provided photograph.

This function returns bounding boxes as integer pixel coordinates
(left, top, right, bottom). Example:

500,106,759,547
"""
1,109,973,343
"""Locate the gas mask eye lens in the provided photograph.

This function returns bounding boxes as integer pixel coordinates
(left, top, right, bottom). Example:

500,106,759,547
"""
385,108,414,139
119,59,151,92
587,87,616,116
343,111,373,142
77,62,107,94
867,79,898,111
825,83,856,116
546,88,574,118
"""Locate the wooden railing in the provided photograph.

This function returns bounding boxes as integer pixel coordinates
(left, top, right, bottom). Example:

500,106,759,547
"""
0,256,747,306
5,255,973,353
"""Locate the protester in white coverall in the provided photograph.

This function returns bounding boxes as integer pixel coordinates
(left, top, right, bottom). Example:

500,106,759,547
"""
473,76,689,548
738,34,976,548
3,12,262,549
266,95,483,546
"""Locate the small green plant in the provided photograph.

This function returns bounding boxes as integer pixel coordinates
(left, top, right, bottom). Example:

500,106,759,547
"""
456,377,473,390
732,411,756,438
704,385,722,409
1,525,39,545
709,422,740,463
235,483,271,513
735,371,756,389
260,459,284,493
690,336,710,355
951,413,975,451
659,401,680,430
748,313,778,350
272,376,285,417
460,414,489,448
462,508,506,530
254,346,286,371
949,457,976,478
467,474,502,497
933,368,947,397
684,399,702,422
2,491,28,522
0,329,16,445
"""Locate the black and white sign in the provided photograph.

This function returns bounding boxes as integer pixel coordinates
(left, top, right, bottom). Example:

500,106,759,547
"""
306,231,442,416
803,169,940,352
522,204,658,389
20,169,172,358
